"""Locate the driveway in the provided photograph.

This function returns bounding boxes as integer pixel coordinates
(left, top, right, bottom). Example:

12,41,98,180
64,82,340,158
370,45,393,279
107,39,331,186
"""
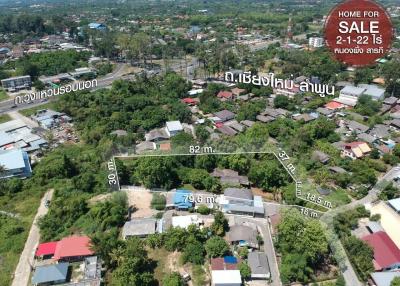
229,215,281,286
11,189,53,286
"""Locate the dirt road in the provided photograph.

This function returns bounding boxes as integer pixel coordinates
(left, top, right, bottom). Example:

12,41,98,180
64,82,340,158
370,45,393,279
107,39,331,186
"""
11,189,54,286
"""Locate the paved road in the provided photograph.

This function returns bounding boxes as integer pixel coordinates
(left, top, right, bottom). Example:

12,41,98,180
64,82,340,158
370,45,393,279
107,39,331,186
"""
321,166,400,286
11,189,53,286
229,215,281,286
0,63,127,115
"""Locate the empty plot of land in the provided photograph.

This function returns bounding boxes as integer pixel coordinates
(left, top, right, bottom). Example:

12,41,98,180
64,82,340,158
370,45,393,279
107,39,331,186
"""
90,187,157,218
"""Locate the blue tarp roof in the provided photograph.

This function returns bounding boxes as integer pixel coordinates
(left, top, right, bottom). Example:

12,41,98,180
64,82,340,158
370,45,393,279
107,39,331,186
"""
174,189,193,209
224,256,237,264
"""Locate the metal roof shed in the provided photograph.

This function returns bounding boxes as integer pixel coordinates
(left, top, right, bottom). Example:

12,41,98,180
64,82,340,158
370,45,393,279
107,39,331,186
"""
32,262,69,285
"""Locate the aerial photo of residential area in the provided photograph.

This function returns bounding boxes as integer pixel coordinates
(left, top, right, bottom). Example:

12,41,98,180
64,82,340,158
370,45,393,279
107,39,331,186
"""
0,0,400,286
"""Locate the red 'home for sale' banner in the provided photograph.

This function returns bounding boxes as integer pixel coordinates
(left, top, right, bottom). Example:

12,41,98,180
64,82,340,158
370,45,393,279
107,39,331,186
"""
324,0,394,66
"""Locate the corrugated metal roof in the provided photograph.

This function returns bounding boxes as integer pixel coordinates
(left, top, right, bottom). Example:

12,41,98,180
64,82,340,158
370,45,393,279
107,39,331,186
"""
0,149,26,170
32,262,69,284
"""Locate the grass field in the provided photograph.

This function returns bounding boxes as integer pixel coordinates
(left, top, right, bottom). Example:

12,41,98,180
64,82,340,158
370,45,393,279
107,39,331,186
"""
148,247,171,283
0,89,9,102
0,187,45,286
19,102,57,117
0,114,11,124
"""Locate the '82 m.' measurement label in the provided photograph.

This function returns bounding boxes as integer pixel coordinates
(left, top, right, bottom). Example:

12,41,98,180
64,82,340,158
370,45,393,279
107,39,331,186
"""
189,145,215,154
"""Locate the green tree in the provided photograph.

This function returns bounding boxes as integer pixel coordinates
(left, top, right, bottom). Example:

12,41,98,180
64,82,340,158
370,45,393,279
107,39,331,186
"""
205,236,229,258
343,235,374,281
391,277,400,286
249,160,288,191
163,272,184,286
238,261,251,280
211,211,229,236
274,95,290,108
336,275,346,286
182,240,205,265
280,253,312,284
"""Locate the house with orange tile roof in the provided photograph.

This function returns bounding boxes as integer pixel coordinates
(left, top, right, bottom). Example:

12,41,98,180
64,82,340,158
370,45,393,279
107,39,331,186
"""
341,141,371,159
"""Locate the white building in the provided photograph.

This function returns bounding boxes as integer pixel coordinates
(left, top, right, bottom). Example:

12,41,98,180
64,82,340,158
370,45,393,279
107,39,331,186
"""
211,270,242,286
165,121,183,137
388,198,400,214
309,37,324,48
172,215,203,229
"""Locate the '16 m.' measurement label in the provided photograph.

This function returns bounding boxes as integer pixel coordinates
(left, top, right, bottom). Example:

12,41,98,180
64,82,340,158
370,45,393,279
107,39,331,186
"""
300,207,319,219
107,159,119,191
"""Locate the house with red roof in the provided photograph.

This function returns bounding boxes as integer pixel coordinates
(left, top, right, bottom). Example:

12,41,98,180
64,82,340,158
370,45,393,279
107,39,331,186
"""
53,235,94,262
35,241,58,259
325,101,344,110
341,141,371,160
181,98,198,106
217,90,234,101
362,231,400,271
211,256,240,271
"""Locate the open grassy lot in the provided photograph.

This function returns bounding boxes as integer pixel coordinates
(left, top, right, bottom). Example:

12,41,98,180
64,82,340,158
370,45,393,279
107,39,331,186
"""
0,88,8,102
19,101,57,117
0,186,45,286
0,114,11,124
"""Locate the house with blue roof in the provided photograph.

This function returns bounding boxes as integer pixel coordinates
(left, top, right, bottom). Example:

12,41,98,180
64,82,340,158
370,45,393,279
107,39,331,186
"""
173,189,193,210
32,262,69,285
0,149,32,179
88,23,107,31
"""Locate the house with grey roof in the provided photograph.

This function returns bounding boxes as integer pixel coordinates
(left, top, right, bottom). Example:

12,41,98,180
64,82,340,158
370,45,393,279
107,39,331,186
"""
357,133,376,144
135,141,156,154
248,251,271,280
241,120,255,127
32,262,69,285
316,107,334,116
328,166,347,174
122,218,161,239
383,96,398,106
390,119,400,130
225,120,245,132
340,85,366,98
256,115,275,123
369,124,390,139
212,169,249,186
227,225,258,249
312,150,330,164
359,84,385,100
214,110,235,122
217,125,237,136
145,128,170,142
345,120,369,134
219,188,264,216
